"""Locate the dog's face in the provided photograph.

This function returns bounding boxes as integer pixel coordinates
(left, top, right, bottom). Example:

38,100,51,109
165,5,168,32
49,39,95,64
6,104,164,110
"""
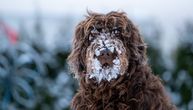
86,21,128,83
68,11,146,83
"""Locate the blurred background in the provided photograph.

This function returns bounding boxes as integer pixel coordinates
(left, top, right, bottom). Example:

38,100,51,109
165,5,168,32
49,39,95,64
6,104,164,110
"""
0,0,193,110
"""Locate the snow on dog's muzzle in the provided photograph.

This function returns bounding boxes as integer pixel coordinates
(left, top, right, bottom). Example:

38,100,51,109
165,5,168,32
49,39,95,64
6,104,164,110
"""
88,33,122,83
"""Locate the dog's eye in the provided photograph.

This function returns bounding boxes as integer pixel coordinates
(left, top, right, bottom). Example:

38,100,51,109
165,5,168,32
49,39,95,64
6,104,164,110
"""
112,29,119,34
90,26,99,34
96,28,103,32
111,27,122,34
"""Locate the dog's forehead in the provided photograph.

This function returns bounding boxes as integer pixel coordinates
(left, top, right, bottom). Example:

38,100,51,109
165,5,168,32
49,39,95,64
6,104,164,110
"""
90,14,126,29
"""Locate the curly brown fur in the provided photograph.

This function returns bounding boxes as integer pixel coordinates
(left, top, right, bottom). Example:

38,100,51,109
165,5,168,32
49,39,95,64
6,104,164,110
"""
68,11,176,110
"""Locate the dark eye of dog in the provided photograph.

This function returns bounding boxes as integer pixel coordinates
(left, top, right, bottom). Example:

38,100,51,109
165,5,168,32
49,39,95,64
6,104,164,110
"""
96,28,103,32
90,26,99,36
112,29,119,34
111,27,122,35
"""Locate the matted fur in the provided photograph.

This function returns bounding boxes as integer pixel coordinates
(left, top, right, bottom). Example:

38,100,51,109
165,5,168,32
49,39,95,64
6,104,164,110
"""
68,11,176,110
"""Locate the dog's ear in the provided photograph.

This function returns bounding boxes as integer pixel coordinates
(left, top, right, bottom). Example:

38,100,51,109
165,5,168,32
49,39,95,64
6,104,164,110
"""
125,19,147,65
68,21,87,79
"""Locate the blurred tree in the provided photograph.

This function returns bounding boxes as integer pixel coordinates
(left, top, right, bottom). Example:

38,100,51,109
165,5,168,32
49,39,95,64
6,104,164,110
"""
0,17,76,110
170,21,193,110
0,43,45,110
141,20,192,110
145,20,193,110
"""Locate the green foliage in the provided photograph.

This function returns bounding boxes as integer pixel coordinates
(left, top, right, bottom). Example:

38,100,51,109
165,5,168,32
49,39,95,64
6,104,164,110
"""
144,20,193,110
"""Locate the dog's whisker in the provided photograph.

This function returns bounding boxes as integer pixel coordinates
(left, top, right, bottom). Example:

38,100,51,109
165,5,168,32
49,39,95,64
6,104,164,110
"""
128,43,148,47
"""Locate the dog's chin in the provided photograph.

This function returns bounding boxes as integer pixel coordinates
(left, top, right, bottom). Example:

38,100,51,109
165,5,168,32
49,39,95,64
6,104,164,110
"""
87,57,122,83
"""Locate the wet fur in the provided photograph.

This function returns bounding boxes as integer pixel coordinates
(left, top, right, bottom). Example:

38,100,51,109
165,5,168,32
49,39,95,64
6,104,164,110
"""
68,11,176,110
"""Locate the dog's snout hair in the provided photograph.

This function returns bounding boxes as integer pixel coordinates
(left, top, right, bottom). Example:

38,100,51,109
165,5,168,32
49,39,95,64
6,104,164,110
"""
86,30,128,82
96,47,116,67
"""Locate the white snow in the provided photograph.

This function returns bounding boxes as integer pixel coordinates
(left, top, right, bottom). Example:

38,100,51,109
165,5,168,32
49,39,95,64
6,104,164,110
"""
88,31,124,83
88,57,121,82
113,57,120,65
109,47,115,53
95,49,100,56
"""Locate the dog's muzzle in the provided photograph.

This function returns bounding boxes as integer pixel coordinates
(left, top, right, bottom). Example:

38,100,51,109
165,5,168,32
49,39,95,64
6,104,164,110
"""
96,47,117,68
88,33,123,82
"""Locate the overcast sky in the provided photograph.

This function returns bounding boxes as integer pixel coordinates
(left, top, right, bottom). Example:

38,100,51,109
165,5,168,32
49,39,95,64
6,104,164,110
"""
0,0,193,23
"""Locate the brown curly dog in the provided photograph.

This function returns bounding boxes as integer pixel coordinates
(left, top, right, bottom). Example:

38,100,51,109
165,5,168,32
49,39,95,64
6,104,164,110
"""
68,11,176,110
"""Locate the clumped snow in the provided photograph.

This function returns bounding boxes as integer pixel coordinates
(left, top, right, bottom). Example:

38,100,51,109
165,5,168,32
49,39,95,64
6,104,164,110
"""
89,57,121,82
88,31,124,83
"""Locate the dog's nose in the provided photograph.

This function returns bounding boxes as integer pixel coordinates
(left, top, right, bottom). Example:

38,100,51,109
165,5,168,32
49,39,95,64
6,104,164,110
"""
97,48,116,67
